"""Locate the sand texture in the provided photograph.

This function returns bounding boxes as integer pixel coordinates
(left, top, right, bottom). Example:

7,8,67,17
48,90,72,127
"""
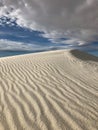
0,49,98,130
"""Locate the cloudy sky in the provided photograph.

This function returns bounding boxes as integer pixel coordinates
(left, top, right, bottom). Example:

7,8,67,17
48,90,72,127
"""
0,0,98,52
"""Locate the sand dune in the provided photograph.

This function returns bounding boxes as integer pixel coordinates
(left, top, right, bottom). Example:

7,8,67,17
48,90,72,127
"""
0,49,98,130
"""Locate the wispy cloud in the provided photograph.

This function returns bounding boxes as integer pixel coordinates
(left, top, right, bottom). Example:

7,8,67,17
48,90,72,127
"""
0,39,70,51
0,39,42,50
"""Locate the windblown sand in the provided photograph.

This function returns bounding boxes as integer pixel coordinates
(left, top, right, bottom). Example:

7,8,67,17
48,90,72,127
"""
0,50,98,130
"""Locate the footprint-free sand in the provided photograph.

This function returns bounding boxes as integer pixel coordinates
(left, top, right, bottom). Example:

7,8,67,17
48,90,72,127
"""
0,49,98,130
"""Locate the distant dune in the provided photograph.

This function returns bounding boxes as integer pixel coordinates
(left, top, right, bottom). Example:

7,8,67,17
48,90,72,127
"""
0,49,98,130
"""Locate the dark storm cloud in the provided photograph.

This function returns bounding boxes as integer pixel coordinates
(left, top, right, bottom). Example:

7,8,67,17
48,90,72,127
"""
0,0,98,45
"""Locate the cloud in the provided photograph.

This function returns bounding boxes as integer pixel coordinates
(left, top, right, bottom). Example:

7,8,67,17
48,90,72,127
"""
0,39,43,50
0,0,98,45
0,39,71,51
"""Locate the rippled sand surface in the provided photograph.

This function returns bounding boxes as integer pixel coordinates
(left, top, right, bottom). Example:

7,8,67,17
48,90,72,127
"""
0,50,98,130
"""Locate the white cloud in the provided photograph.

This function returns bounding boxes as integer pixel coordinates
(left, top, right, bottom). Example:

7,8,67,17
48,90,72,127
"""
0,39,71,51
0,0,98,45
0,39,43,50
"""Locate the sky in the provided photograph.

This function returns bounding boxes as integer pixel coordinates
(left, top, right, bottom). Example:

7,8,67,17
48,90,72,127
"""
0,0,98,52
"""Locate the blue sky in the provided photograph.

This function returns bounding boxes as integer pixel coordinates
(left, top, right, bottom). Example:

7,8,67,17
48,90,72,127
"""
0,16,71,51
0,0,98,53
0,17,71,51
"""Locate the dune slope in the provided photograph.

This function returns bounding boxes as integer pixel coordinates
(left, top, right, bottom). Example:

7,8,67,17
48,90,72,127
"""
0,50,98,130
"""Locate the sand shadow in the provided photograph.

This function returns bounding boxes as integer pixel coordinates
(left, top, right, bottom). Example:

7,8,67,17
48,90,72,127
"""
70,49,98,62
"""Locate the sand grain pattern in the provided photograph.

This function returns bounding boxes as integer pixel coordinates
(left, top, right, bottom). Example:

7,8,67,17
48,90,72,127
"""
0,50,98,130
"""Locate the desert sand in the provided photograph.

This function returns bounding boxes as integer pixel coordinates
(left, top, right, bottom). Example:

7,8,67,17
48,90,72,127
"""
0,49,98,130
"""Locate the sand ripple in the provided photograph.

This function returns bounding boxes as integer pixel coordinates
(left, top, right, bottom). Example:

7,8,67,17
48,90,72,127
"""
0,50,98,130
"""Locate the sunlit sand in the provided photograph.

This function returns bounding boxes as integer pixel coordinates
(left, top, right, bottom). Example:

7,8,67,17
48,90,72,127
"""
0,49,98,130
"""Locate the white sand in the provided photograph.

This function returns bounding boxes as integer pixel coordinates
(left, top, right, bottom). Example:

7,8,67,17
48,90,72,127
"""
0,49,98,130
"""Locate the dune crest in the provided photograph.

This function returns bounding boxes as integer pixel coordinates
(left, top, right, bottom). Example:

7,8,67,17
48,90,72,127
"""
69,49,98,62
0,50,98,130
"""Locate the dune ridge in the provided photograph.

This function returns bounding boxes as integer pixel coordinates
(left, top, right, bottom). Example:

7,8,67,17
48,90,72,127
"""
0,50,98,130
